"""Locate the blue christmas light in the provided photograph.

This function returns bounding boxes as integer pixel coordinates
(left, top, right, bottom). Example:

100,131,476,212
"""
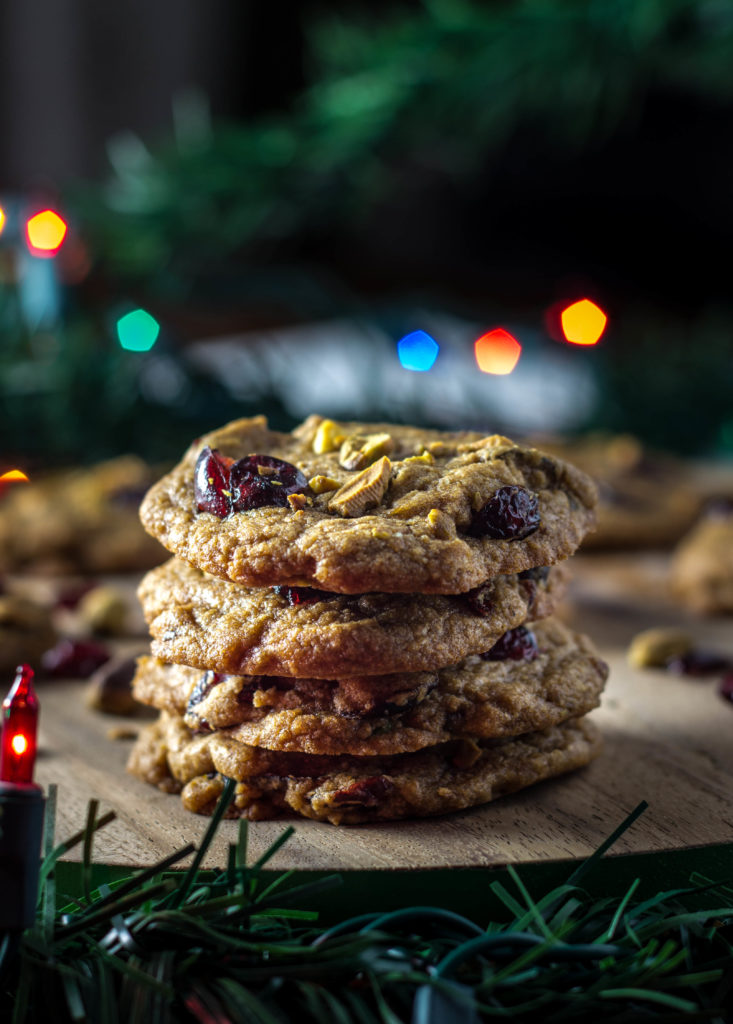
397,330,439,371
117,309,160,352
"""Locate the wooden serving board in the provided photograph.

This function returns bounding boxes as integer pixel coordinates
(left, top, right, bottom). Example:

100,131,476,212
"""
34,553,733,872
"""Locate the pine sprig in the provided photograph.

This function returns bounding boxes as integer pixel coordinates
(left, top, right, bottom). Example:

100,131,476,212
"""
2,794,732,1023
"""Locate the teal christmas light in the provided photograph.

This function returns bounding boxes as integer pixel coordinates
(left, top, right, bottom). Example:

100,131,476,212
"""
117,309,161,352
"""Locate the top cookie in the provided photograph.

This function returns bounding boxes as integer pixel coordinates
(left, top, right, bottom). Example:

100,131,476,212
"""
140,415,598,594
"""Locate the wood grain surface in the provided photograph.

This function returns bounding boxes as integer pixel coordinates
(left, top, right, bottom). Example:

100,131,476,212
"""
33,552,733,871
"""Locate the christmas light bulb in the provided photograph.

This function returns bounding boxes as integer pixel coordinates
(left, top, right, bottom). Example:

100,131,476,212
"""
0,469,29,484
560,299,607,346
0,206,6,235
25,209,68,257
1,665,39,785
474,328,522,375
397,330,439,371
117,309,161,352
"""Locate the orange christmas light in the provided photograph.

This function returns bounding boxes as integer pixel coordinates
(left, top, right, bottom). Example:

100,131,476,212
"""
474,328,522,375
25,209,68,256
0,206,6,236
560,299,607,346
0,470,29,484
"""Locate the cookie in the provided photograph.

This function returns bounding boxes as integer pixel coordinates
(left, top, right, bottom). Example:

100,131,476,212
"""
132,619,607,756
529,433,700,549
0,456,166,574
138,557,569,677
127,712,601,824
139,415,598,594
0,593,56,674
133,658,439,722
671,505,733,613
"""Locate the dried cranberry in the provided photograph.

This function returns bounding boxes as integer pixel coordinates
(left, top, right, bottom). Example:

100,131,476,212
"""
464,585,494,616
273,585,338,606
518,566,550,583
194,447,234,517
331,775,394,806
664,650,732,677
481,626,539,662
718,674,733,703
230,455,308,512
41,639,111,678
186,671,224,712
469,486,540,540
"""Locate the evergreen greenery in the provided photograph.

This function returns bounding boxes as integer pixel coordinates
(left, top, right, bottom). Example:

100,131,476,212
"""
3,787,733,1023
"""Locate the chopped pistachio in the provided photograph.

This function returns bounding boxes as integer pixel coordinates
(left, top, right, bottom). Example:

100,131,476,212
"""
402,451,435,465
287,493,307,512
328,456,392,517
628,628,693,669
312,419,346,454
308,474,342,494
426,507,455,539
339,432,395,471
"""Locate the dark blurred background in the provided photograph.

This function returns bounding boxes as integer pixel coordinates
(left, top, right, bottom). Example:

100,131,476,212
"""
1,0,733,467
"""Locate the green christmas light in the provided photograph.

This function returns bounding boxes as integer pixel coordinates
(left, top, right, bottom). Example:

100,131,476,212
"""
117,309,160,352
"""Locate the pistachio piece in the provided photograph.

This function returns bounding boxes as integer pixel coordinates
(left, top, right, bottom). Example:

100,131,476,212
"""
402,451,435,465
312,419,346,454
308,475,342,494
328,456,392,517
426,507,455,539
286,493,308,512
338,432,395,471
627,628,693,669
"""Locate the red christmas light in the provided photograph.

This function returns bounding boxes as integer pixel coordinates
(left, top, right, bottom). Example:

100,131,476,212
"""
1,665,39,784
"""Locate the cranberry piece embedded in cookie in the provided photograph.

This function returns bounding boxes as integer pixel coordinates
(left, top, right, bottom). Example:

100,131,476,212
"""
194,447,234,517
41,638,111,678
464,584,494,616
481,625,539,662
331,775,394,807
187,671,225,712
230,455,308,512
469,485,540,540
272,585,338,606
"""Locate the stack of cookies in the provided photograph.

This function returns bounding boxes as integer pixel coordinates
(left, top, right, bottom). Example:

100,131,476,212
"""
128,415,608,825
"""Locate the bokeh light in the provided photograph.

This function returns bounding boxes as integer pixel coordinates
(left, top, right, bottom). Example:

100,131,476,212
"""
474,328,522,375
0,470,29,483
397,330,439,371
25,209,68,256
560,299,608,346
117,309,161,352
0,206,6,236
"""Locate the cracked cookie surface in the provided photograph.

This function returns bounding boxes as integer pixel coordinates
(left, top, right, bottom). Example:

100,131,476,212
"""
127,713,601,824
139,415,597,594
138,557,568,677
131,618,607,756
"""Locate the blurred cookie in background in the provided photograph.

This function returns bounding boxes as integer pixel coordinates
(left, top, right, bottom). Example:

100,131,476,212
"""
528,433,711,549
671,500,733,615
0,456,167,574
